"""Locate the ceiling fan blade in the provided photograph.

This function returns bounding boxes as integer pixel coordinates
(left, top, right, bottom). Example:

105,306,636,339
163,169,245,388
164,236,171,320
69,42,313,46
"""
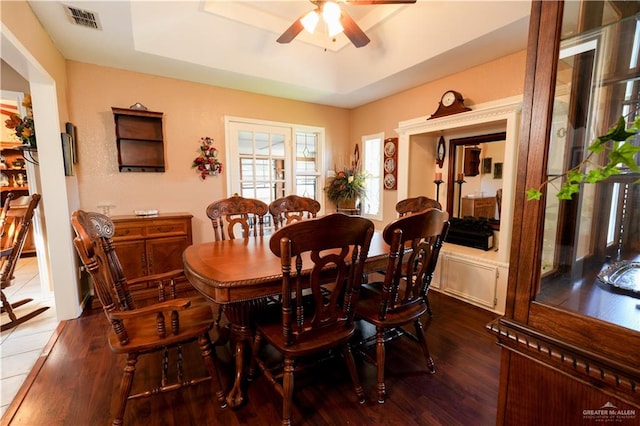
344,0,417,5
340,10,370,47
276,16,305,44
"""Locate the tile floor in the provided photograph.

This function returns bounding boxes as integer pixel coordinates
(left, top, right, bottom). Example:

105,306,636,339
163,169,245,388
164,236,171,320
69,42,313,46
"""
0,256,58,417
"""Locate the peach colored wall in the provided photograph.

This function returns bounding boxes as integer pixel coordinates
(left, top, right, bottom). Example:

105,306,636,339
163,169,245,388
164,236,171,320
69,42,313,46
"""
66,62,350,244
1,0,70,125
349,51,527,224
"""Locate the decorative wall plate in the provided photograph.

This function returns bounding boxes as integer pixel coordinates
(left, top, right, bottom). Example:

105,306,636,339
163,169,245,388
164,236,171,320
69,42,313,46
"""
384,173,396,189
384,157,396,173
384,141,396,157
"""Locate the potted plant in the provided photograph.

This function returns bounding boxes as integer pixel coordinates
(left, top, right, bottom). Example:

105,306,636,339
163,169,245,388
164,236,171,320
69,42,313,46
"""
326,164,367,209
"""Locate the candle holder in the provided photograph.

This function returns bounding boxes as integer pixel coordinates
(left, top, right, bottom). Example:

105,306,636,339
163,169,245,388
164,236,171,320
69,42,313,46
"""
433,179,444,203
456,178,466,217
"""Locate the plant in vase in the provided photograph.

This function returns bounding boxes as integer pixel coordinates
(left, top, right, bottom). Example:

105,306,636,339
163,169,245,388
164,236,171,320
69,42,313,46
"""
4,94,36,148
192,136,223,180
326,163,367,209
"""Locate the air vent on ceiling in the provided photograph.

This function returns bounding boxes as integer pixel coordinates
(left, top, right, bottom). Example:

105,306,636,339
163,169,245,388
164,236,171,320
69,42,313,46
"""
64,5,102,30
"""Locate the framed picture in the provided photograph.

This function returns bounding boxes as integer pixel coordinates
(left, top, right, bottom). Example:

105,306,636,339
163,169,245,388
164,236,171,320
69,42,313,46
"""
493,162,503,179
65,122,78,163
61,133,74,176
482,157,492,174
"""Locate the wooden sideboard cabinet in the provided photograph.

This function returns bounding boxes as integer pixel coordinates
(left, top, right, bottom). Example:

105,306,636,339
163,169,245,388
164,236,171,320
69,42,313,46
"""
99,213,193,305
461,196,496,219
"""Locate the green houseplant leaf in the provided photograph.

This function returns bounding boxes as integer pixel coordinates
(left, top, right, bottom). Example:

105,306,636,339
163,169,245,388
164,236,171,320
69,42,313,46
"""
527,115,640,201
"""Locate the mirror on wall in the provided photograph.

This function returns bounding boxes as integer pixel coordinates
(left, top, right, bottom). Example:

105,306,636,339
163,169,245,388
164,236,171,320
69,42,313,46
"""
446,132,506,228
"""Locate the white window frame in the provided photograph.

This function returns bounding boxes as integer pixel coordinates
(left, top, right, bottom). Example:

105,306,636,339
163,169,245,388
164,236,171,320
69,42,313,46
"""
361,132,384,221
224,116,325,212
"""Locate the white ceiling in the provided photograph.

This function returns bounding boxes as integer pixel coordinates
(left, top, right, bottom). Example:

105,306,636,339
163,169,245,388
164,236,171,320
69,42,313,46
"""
27,0,532,108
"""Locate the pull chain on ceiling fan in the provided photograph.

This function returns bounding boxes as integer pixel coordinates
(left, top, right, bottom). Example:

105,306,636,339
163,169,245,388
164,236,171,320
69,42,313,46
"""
277,0,417,48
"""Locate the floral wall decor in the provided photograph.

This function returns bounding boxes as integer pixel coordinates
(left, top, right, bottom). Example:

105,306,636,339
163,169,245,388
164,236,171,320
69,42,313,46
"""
4,94,37,148
192,136,223,180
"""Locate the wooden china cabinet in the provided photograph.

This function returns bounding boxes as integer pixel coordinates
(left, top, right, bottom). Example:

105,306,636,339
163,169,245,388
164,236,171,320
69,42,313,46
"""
488,1,640,424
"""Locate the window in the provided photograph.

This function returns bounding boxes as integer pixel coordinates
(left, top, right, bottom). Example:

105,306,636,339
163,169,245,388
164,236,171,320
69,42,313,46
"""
226,117,324,208
362,133,383,220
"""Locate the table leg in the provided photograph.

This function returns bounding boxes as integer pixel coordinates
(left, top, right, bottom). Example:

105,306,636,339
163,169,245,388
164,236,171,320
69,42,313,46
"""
221,298,267,408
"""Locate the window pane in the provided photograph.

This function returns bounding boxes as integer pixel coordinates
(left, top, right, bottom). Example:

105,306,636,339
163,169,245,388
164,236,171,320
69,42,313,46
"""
254,133,270,156
296,132,318,173
238,131,253,155
363,135,382,217
295,176,317,198
272,134,285,157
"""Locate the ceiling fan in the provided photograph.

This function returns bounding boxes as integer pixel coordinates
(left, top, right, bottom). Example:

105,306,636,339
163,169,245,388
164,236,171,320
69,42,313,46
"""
277,0,417,48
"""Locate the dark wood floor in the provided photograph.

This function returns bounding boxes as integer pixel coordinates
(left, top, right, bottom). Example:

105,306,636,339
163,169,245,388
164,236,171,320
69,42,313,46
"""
3,291,501,425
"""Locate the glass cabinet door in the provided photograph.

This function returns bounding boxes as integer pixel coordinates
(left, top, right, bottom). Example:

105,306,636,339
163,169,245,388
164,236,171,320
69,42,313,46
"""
534,5,640,331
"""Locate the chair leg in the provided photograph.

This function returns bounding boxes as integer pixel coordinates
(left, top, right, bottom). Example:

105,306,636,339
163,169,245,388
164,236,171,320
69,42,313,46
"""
248,332,263,379
1,290,50,332
425,293,433,317
375,327,386,403
113,353,138,426
414,318,435,374
341,343,366,405
198,333,227,408
281,357,295,426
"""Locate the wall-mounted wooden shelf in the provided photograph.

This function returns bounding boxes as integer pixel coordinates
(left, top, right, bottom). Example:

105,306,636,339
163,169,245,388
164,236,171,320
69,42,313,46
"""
112,107,165,172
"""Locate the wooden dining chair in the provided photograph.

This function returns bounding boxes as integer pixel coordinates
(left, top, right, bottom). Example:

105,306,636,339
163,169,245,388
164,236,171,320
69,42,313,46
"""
249,213,374,425
71,210,226,426
269,195,321,230
355,208,449,404
395,196,441,217
391,195,442,315
1,193,49,332
206,194,269,323
206,193,269,241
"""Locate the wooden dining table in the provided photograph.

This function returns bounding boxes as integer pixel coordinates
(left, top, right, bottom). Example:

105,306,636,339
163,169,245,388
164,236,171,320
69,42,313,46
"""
182,230,390,408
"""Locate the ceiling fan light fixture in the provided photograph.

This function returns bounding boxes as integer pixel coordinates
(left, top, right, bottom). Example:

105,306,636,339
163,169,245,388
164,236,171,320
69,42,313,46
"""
327,20,344,37
322,2,342,23
301,10,319,33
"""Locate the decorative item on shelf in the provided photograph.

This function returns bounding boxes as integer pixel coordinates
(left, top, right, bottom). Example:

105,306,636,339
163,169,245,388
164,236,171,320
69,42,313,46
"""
14,173,26,187
192,136,223,180
129,102,148,111
325,159,367,210
3,94,36,149
428,90,471,120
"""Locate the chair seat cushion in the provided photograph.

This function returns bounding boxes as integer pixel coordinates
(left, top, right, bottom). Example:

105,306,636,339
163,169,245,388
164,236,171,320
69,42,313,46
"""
257,319,355,358
108,297,215,353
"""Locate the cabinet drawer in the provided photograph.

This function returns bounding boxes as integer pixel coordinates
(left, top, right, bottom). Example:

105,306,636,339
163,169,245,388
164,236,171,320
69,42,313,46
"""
474,199,495,208
145,220,189,237
113,223,146,239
